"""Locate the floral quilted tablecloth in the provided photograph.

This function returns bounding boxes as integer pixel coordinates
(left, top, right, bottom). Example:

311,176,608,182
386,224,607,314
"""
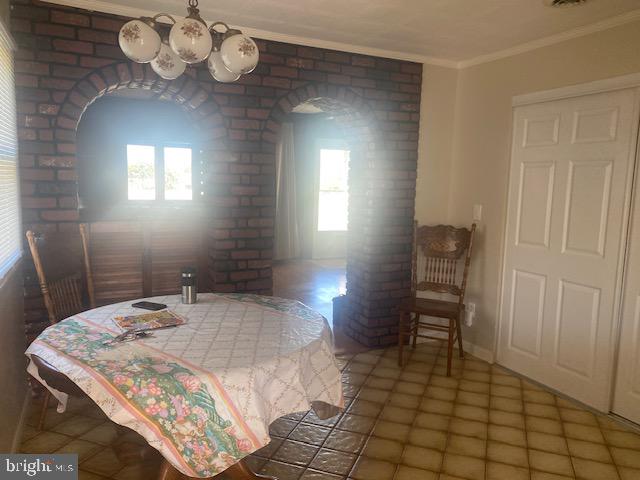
25,293,344,477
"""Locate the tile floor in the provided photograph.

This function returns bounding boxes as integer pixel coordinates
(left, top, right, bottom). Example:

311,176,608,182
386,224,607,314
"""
20,341,640,480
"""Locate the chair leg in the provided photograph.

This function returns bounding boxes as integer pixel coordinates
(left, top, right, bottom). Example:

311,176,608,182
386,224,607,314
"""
412,314,419,349
37,390,51,431
446,318,454,377
456,314,465,359
398,311,405,367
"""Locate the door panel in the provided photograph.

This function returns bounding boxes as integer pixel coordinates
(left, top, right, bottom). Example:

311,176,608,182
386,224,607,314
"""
614,151,640,424
499,87,640,411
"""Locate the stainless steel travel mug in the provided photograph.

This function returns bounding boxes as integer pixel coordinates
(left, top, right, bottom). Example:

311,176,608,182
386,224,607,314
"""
181,267,197,304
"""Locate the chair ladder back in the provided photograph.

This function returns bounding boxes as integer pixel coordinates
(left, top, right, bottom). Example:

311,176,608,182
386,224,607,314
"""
26,230,58,325
458,223,477,304
414,223,476,298
79,223,96,309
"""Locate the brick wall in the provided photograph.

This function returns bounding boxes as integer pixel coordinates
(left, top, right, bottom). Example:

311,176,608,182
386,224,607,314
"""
11,0,422,346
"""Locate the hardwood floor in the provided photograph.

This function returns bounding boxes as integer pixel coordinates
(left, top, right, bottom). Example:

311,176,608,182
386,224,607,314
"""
272,258,365,355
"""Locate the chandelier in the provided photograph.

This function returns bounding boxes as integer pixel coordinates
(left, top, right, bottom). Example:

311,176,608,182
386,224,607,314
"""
118,0,259,83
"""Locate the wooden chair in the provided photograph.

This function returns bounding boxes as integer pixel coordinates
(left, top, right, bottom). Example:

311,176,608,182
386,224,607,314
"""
398,222,476,376
26,224,95,429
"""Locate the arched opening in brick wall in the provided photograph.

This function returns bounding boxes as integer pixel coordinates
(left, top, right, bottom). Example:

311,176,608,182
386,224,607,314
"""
262,84,414,347
23,62,230,336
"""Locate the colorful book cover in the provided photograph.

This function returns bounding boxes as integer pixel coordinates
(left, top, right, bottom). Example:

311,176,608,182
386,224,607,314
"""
113,310,186,331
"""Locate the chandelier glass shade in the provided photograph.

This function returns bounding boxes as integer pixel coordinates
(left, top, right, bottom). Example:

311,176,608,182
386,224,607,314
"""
119,0,259,82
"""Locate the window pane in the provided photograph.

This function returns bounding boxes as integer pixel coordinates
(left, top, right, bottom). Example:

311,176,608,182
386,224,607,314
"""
319,149,349,192
318,192,348,231
127,144,155,200
318,149,349,232
164,147,192,200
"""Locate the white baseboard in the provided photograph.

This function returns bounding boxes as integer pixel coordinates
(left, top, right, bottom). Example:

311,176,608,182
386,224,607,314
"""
11,392,31,453
463,340,495,364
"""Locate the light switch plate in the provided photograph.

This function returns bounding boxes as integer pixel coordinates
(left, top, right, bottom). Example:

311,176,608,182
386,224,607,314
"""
473,204,483,222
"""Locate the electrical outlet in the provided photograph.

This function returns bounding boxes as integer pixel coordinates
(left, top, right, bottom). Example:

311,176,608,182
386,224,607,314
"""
473,204,483,222
465,302,476,327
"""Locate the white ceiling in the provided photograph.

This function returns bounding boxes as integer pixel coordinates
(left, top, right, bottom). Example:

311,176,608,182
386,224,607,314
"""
46,0,640,66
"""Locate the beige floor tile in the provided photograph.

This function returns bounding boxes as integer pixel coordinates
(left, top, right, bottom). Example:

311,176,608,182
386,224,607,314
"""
442,453,485,480
559,408,598,426
425,385,457,401
458,379,491,394
527,432,569,455
344,372,368,386
489,424,527,447
394,465,438,480
449,418,488,439
337,414,376,435
371,367,402,380
439,475,469,480
358,387,391,404
289,424,331,445
490,410,526,430
394,381,426,396
55,439,103,462
260,460,305,480
399,371,430,384
365,377,396,391
53,416,104,437
447,434,486,458
486,461,529,480
610,447,640,469
408,427,447,451
21,431,71,453
420,398,455,416
491,385,522,399
525,403,561,420
113,461,160,480
381,405,417,425
309,448,357,475
348,399,384,418
618,466,640,480
414,412,450,431
456,391,490,408
402,445,443,471
430,375,459,390
324,429,366,453
602,430,640,450
80,447,125,477
528,450,573,477
373,421,411,443
487,441,529,467
491,374,521,388
571,458,620,480
526,416,564,435
347,363,375,375
350,457,397,480
453,404,489,423
563,423,605,443
530,472,574,480
390,393,421,410
490,396,524,413
597,416,631,432
462,371,491,384
362,437,404,463
566,438,612,463
523,390,556,405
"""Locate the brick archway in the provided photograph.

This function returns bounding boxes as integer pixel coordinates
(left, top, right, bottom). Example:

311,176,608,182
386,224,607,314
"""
262,83,413,347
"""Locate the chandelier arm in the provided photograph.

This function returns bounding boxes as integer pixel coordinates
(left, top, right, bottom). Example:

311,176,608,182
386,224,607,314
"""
151,13,177,25
209,21,230,34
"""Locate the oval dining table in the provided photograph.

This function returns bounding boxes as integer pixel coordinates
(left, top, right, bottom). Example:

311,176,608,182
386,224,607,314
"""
25,293,344,480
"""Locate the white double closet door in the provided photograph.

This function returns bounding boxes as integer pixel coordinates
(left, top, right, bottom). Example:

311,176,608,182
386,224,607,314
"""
498,84,640,422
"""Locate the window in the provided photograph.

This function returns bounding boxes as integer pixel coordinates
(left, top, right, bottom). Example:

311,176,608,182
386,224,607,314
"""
0,23,21,279
317,148,349,232
127,144,194,201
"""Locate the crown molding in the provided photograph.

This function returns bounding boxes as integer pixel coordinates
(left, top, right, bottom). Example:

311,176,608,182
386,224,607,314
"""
38,1,640,71
458,8,640,68
40,0,457,67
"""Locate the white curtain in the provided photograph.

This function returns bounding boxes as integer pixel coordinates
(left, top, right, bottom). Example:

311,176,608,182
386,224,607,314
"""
274,122,301,260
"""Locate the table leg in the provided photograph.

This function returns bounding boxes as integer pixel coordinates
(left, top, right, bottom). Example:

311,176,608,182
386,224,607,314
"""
157,459,277,480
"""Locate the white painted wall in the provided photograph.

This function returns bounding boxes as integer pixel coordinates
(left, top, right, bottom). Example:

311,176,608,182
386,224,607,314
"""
415,19,640,356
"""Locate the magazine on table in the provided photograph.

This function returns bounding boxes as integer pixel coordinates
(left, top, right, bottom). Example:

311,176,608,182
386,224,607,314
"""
113,310,186,332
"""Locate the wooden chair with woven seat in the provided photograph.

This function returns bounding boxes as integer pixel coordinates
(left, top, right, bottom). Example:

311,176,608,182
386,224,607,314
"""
398,222,476,376
26,224,95,429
